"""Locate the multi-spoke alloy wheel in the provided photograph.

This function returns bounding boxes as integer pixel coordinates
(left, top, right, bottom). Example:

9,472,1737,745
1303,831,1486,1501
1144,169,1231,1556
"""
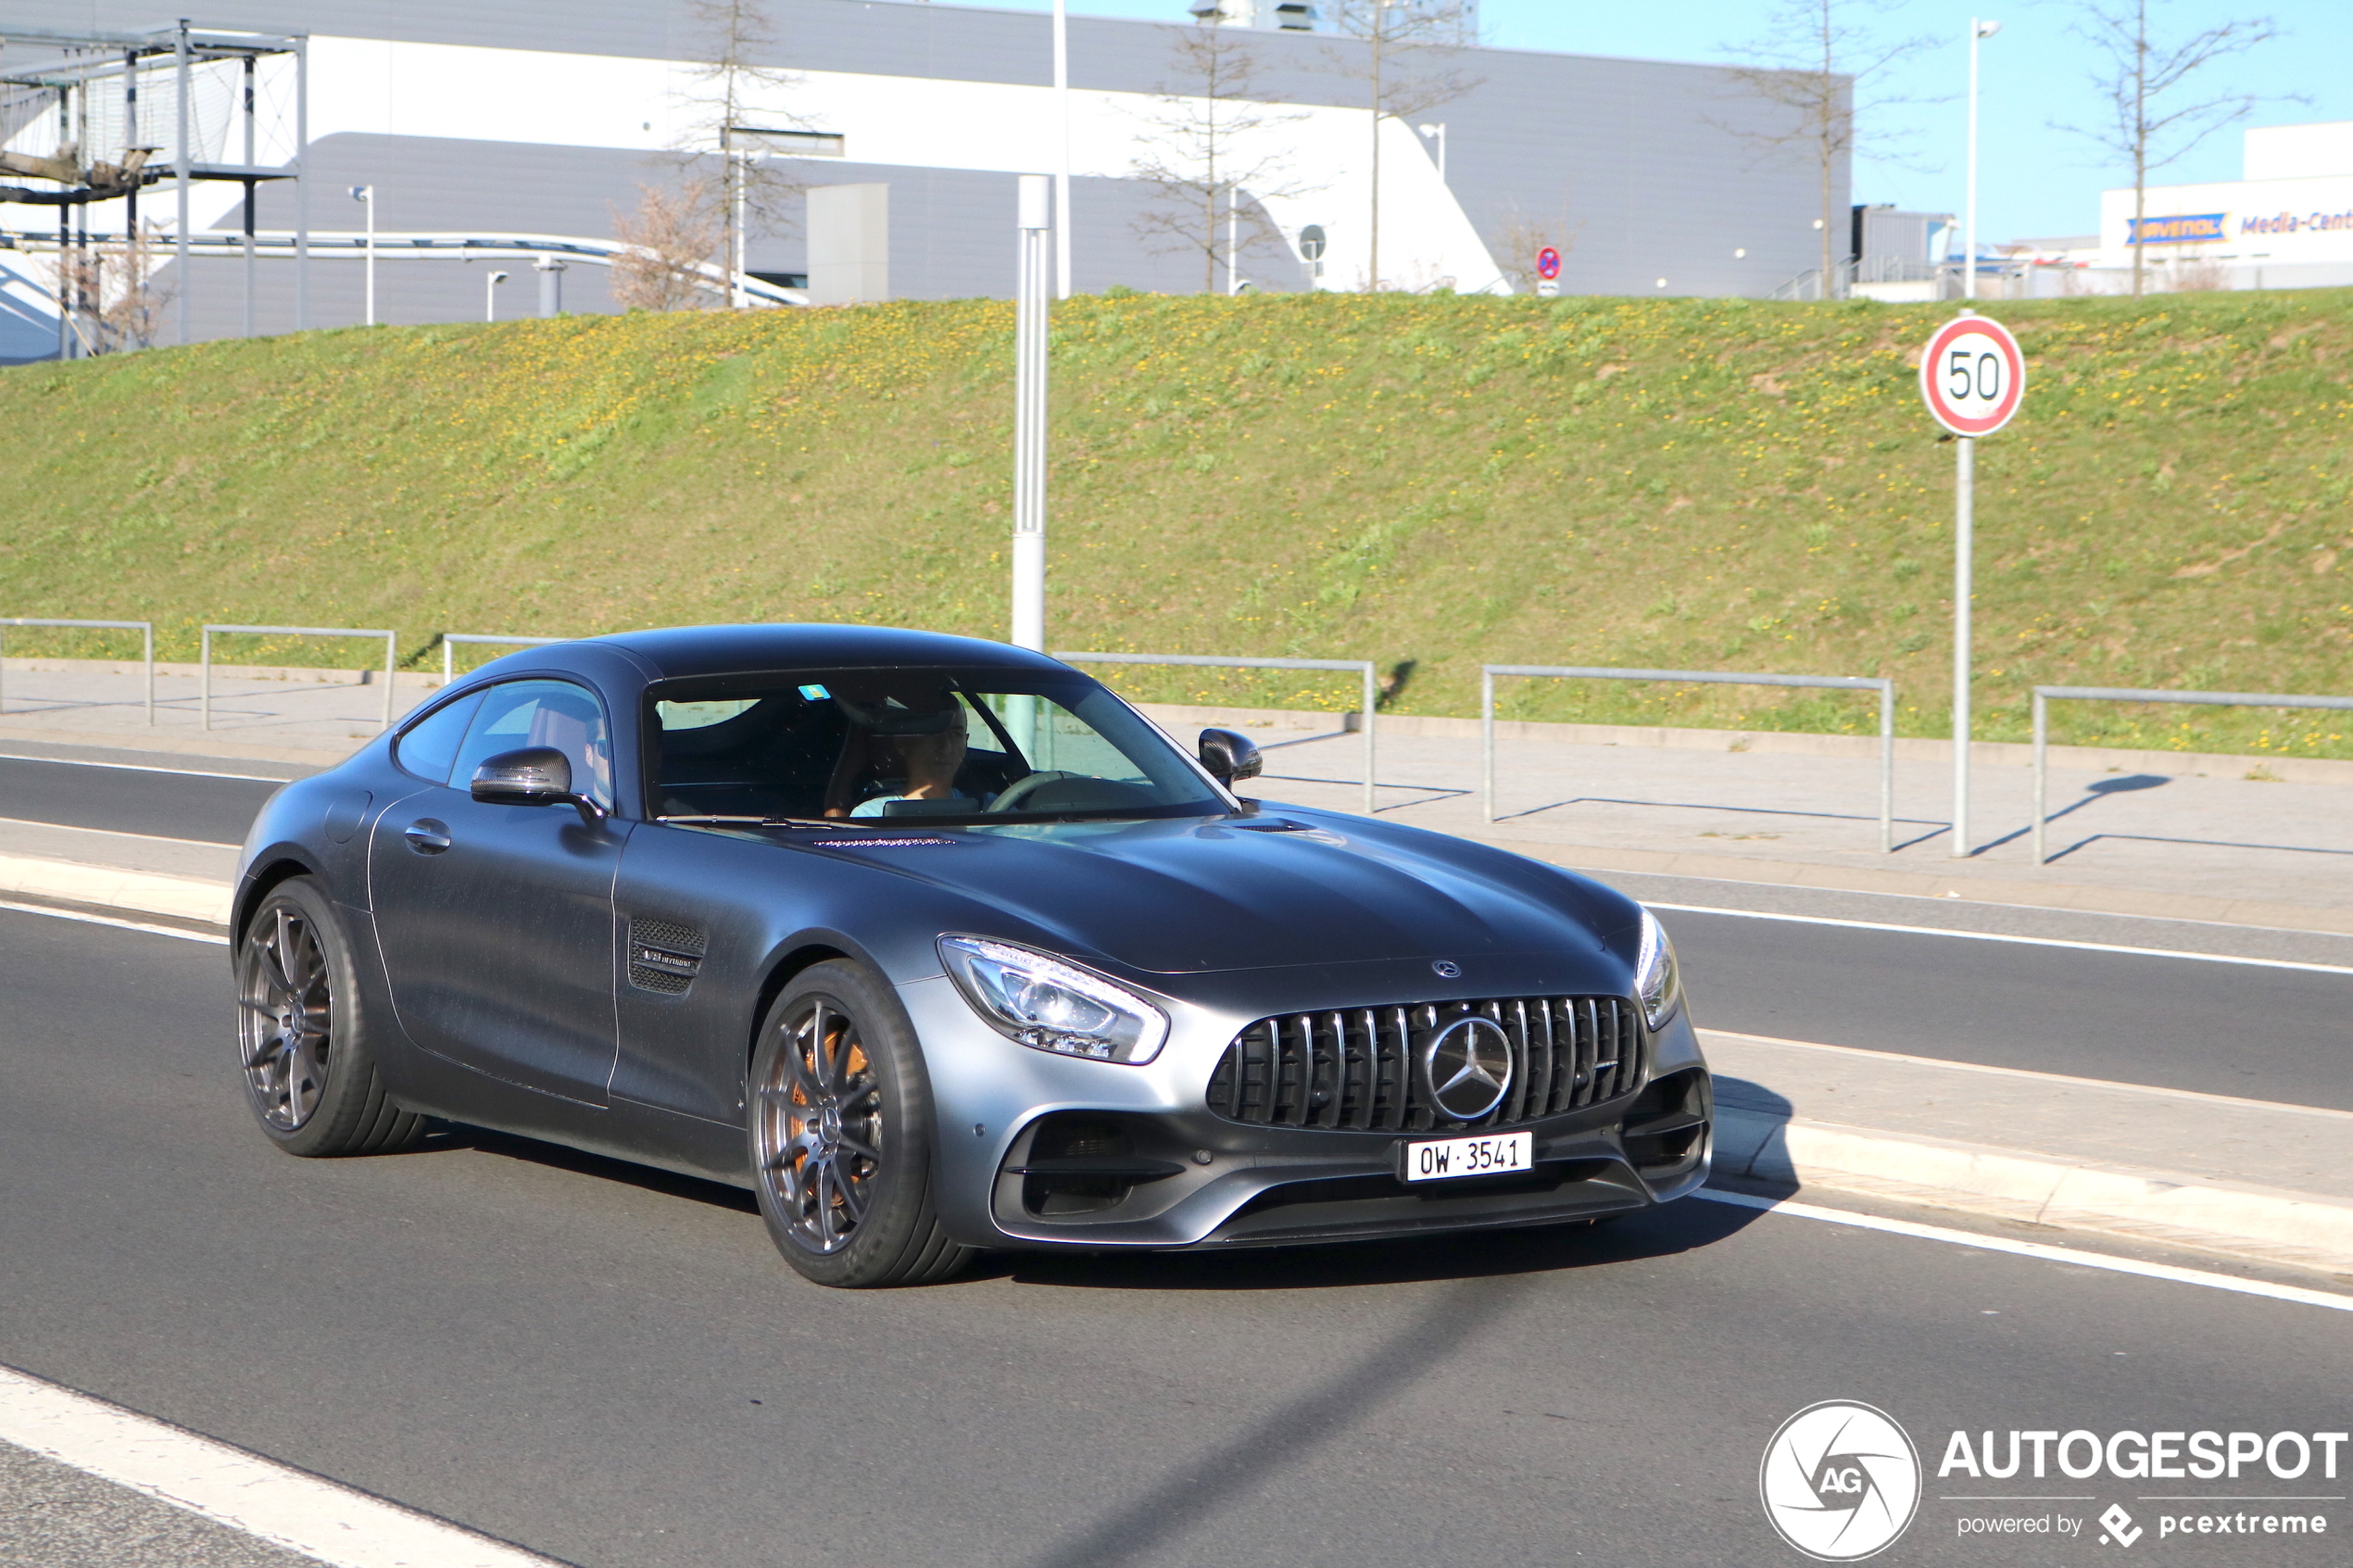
240,903,333,1131
233,877,423,1157
747,961,971,1288
755,997,883,1255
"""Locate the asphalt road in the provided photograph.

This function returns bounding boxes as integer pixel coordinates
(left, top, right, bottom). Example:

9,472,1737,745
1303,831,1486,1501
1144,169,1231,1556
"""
0,908,2347,1568
1662,909,2353,1110
7,751,2347,1110
0,754,281,846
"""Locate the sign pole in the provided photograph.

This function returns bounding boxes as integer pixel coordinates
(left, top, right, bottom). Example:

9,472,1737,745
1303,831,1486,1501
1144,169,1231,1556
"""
1952,433,1974,858
1917,307,2023,862
1012,175,1051,652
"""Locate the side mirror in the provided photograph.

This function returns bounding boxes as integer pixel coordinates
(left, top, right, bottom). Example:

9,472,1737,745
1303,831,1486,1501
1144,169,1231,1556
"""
1198,728,1263,785
472,746,606,823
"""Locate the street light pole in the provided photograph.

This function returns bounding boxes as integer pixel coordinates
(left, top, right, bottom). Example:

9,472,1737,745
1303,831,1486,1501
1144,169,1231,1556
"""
1964,19,1998,301
1012,174,1051,652
484,269,508,322
1053,0,1072,300
350,184,375,325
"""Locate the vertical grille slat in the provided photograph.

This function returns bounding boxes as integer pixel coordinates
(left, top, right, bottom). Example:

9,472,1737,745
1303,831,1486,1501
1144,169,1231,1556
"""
1208,993,1650,1132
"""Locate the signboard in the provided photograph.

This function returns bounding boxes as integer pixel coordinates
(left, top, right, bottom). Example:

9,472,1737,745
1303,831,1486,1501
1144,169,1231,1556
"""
2126,213,2226,245
1919,314,2025,437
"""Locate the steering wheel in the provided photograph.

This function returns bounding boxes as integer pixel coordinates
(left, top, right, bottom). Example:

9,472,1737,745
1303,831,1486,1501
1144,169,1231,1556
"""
985,770,1076,813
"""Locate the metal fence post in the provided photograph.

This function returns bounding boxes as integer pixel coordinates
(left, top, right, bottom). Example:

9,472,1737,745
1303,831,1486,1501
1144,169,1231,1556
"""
441,633,570,687
1482,668,1496,822
0,619,157,722
1483,664,1899,853
1878,679,1894,854
201,626,213,730
201,623,404,734
2030,683,2353,865
1361,662,1377,816
2032,689,2048,866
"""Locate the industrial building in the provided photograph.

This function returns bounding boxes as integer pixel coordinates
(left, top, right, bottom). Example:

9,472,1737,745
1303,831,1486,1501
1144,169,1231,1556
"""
0,0,1849,360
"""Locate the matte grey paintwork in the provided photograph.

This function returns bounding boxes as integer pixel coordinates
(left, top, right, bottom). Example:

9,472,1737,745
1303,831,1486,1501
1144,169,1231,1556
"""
233,623,1708,1252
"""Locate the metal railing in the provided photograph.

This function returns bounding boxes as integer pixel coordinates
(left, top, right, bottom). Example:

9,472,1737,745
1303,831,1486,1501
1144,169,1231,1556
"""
443,633,569,684
1482,665,1898,852
0,618,156,724
1055,651,1379,814
2032,684,2353,864
201,624,399,732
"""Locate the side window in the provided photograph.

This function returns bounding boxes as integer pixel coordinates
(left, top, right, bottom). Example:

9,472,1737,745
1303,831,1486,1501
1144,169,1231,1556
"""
394,692,484,785
452,680,617,809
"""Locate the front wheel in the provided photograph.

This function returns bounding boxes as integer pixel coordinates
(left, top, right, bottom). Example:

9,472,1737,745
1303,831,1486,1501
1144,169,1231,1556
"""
749,960,970,1288
235,877,423,1157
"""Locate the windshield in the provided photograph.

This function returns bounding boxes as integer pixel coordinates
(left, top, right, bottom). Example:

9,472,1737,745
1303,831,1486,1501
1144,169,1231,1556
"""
644,667,1227,825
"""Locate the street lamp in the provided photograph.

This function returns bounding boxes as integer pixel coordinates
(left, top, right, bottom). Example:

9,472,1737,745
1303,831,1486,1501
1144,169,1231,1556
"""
1965,19,1999,301
1417,122,1447,183
349,184,375,325
484,269,509,322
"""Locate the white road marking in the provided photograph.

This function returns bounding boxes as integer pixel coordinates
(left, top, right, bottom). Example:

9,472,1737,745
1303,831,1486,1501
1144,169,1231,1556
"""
0,751,289,784
0,898,229,946
0,814,241,849
1652,902,2353,977
0,1362,570,1568
1696,1188,2353,1313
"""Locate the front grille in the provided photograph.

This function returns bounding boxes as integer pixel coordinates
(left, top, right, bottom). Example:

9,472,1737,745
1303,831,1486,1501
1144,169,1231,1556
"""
1205,997,1645,1134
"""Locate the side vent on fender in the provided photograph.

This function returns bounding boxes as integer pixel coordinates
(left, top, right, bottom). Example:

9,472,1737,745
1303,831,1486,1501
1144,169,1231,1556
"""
628,916,707,995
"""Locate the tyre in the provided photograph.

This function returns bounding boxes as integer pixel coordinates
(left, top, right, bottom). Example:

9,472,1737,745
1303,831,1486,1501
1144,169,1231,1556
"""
749,960,971,1288
235,877,425,1157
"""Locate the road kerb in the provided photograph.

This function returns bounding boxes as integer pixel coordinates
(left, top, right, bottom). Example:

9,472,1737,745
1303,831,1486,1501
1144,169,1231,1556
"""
0,852,233,930
1716,1107,2353,1278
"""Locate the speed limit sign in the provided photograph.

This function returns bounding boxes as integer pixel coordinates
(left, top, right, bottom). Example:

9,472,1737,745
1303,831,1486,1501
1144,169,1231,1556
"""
1919,313,2024,436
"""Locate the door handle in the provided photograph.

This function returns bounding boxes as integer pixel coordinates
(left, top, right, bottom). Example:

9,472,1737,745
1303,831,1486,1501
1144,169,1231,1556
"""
403,819,452,854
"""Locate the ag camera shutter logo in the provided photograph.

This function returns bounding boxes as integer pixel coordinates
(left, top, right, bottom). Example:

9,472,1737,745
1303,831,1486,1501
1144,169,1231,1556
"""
1760,1400,1923,1561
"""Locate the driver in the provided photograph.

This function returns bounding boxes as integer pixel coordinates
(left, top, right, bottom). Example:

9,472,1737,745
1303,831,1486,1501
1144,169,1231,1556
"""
828,694,978,818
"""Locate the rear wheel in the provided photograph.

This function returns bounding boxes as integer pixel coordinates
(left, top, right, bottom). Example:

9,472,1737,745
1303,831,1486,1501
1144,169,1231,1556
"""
236,877,423,1157
749,960,970,1288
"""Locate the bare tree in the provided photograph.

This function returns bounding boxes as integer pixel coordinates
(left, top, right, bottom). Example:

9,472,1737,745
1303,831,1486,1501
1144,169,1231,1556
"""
1128,19,1312,293
2052,0,2289,297
1324,0,1480,291
674,0,804,307
1487,190,1581,294
1718,0,1938,295
608,182,721,311
48,220,172,353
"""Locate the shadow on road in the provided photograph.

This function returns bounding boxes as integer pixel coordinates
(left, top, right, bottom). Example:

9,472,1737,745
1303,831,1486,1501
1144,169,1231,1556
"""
989,1193,1766,1294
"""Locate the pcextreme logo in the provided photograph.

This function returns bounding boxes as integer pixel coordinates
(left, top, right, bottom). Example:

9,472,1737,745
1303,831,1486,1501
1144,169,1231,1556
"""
1760,1400,1924,1561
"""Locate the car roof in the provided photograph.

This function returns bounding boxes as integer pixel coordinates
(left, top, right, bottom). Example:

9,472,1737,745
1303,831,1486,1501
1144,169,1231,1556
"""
585,623,1069,683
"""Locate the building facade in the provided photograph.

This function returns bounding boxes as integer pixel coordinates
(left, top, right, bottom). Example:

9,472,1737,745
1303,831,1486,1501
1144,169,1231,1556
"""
1,0,1847,359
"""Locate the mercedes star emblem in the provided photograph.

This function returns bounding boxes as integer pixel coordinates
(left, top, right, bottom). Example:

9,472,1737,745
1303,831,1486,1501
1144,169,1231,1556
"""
1420,1014,1514,1121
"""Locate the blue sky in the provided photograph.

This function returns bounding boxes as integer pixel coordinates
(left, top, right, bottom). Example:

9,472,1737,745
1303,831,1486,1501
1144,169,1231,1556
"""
946,0,2353,243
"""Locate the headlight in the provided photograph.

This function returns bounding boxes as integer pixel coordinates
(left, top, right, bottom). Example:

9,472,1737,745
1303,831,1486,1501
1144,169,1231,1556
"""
1633,908,1681,1030
937,935,1170,1064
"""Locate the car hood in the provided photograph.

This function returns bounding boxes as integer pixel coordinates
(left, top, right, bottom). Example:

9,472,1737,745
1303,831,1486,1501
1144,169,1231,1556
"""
804,810,1633,976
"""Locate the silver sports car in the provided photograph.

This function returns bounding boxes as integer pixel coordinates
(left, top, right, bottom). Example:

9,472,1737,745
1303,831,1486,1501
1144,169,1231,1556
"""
233,624,1713,1286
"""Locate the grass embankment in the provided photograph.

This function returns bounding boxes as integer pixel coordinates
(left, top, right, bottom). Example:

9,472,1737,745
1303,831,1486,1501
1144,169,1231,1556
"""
4,290,2351,756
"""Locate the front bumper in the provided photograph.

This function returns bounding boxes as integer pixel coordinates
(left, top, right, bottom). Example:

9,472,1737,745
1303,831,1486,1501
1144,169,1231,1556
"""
903,971,1713,1252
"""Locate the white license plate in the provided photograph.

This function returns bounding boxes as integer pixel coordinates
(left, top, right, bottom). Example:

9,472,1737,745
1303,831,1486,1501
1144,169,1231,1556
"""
1400,1130,1534,1183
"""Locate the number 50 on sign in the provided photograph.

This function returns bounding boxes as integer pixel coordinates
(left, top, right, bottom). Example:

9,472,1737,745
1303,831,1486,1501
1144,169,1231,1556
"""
1919,314,2025,435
